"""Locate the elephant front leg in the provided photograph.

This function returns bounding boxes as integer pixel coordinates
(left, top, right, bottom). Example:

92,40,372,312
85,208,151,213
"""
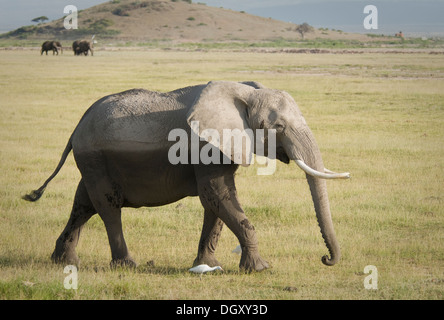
193,209,224,267
236,219,269,272
211,191,269,272
196,165,269,272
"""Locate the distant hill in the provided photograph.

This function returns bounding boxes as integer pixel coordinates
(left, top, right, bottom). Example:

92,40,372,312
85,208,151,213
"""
0,0,372,43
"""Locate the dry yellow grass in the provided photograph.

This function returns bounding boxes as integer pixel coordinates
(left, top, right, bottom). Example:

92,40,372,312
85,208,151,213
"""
0,49,443,300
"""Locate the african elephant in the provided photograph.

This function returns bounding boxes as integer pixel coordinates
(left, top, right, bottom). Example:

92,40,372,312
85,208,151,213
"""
72,40,80,55
41,41,62,55
72,40,93,56
23,81,349,272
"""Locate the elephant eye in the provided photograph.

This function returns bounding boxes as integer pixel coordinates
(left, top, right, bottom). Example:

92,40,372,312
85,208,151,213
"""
274,123,285,133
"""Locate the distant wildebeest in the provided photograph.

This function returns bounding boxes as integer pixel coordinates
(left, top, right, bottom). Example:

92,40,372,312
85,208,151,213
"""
72,40,94,56
41,41,63,55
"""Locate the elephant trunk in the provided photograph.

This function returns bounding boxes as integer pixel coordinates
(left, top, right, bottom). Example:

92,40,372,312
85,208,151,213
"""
283,127,342,266
306,174,341,266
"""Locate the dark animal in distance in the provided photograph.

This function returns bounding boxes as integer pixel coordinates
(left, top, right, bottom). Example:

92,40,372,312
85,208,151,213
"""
72,40,94,56
41,41,63,55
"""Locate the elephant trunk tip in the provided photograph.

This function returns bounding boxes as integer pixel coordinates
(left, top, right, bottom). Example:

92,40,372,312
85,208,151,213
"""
321,254,340,266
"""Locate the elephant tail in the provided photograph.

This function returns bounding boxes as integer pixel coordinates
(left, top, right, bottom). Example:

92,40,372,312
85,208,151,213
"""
22,136,73,202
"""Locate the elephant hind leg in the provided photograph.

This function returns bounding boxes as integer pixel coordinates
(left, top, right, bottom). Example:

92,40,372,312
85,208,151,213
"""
52,179,96,266
82,177,135,268
75,152,136,268
99,205,136,269
193,209,224,267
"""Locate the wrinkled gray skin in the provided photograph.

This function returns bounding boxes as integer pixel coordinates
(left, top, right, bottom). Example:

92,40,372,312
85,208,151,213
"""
41,41,62,55
23,81,341,271
72,40,93,56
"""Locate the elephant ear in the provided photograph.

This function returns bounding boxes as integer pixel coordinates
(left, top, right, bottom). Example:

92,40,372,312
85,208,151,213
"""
186,81,256,166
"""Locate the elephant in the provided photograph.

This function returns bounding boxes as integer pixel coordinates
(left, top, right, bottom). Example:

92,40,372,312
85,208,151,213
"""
41,41,62,55
72,40,93,56
23,81,350,272
72,40,80,55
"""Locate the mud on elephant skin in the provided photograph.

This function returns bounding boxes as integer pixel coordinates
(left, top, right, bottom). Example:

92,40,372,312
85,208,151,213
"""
23,81,350,272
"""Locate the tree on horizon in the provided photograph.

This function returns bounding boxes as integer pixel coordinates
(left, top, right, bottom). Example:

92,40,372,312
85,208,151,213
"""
31,16,49,24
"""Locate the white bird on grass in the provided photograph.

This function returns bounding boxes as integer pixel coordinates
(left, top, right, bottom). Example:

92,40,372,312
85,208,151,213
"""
189,264,223,274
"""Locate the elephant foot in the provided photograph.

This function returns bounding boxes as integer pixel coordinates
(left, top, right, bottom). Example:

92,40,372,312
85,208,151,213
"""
193,254,222,268
110,257,137,269
51,249,80,267
239,250,269,273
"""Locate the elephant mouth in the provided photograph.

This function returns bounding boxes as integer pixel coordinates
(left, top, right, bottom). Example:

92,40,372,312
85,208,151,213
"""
276,146,290,164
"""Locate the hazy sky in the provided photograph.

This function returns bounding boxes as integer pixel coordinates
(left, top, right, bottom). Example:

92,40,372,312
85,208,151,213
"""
1,0,443,36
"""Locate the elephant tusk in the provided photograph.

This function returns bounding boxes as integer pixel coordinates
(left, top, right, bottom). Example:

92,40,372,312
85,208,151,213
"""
324,167,350,177
295,160,350,179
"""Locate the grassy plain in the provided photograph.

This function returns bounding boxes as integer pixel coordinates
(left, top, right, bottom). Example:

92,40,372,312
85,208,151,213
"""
0,48,443,300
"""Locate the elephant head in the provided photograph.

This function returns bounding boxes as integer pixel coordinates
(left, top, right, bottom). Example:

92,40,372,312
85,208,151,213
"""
187,81,349,266
54,41,63,54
